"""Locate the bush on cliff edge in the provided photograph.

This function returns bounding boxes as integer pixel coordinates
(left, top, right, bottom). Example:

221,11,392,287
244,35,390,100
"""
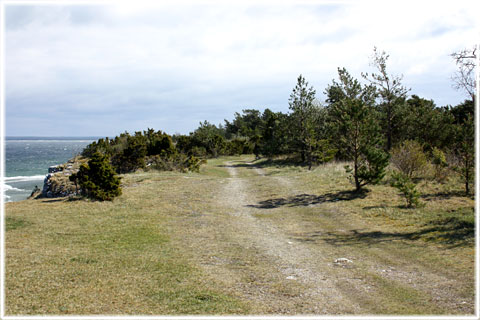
70,152,122,201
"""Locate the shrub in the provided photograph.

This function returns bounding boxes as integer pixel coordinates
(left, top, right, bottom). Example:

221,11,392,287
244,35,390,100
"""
390,140,427,178
70,152,122,201
390,171,422,208
112,135,147,173
431,147,449,183
186,155,205,172
190,146,207,158
311,139,336,165
147,153,205,173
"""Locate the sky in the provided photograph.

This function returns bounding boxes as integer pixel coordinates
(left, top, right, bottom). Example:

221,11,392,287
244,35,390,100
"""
3,0,479,137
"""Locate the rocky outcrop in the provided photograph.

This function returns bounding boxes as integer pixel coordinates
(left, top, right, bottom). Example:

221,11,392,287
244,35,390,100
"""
37,156,88,199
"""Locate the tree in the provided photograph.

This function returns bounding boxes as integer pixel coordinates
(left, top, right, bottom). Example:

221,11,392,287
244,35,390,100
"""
260,109,290,158
224,109,264,140
390,171,422,208
451,47,477,100
452,114,474,195
144,128,176,157
326,68,389,192
288,74,318,166
400,95,454,151
191,121,227,157
362,47,409,150
112,133,148,173
70,152,122,201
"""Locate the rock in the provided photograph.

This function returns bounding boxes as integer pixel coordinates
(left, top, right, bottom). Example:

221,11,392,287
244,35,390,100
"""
334,258,353,264
38,156,88,199
48,165,63,173
28,185,42,199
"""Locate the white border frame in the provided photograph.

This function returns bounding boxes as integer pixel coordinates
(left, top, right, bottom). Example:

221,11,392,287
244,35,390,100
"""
0,1,478,320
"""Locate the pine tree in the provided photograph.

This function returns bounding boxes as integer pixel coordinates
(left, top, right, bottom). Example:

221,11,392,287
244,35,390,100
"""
327,68,389,192
70,152,122,201
288,74,318,167
452,114,475,195
362,47,409,151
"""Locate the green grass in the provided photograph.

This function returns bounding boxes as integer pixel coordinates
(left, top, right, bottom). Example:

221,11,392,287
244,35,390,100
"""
5,170,250,315
5,155,475,315
6,216,31,231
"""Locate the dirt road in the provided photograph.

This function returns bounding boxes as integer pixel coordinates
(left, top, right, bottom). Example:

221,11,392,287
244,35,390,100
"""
172,158,474,315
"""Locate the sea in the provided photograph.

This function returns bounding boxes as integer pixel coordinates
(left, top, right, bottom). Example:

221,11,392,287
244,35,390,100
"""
3,137,98,202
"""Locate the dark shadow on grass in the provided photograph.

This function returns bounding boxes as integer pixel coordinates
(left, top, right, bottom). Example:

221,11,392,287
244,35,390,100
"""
247,189,369,209
363,205,389,210
253,157,306,168
421,190,471,200
40,198,68,203
39,196,83,203
317,216,474,248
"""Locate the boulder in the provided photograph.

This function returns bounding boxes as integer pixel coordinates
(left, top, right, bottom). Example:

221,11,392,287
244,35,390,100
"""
38,156,88,199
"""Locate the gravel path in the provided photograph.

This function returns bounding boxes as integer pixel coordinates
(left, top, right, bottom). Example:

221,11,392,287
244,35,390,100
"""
178,158,474,315
219,161,365,313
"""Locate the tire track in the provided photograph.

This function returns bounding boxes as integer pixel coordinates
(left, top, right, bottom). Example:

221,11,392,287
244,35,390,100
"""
220,160,364,314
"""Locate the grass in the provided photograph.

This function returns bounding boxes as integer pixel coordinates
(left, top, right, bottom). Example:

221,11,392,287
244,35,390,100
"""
5,170,249,315
5,155,475,315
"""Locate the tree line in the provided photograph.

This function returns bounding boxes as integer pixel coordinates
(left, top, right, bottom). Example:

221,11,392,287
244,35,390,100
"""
75,47,475,201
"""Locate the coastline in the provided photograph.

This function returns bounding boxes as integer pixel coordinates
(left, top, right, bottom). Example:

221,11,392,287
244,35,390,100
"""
4,137,95,202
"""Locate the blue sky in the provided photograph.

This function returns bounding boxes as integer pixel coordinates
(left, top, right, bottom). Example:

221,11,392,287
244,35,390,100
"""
3,1,478,137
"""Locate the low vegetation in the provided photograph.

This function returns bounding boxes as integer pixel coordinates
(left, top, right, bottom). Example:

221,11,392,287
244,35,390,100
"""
5,156,474,315
69,152,122,201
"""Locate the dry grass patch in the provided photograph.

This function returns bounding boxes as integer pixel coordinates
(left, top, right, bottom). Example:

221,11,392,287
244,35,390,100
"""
5,155,475,315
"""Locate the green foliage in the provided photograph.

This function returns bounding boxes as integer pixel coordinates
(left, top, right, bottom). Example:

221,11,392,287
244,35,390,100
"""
70,152,122,201
449,99,474,125
451,114,474,195
362,47,409,150
288,74,318,165
112,134,148,173
431,147,449,183
82,130,206,175
398,96,454,151
191,121,227,158
147,153,205,173
224,109,264,140
327,67,389,191
144,128,176,156
82,137,114,158
225,137,253,156
310,139,337,165
259,109,290,158
390,140,428,179
353,145,390,186
190,146,208,158
390,171,422,208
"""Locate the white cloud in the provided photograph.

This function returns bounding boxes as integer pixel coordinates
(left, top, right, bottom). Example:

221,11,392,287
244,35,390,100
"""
4,1,478,136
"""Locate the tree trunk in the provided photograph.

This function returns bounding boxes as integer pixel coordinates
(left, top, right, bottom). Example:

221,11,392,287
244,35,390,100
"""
354,154,361,192
387,106,392,151
465,158,470,195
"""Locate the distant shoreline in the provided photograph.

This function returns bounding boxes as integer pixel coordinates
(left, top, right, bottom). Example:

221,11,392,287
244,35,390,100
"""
5,136,101,141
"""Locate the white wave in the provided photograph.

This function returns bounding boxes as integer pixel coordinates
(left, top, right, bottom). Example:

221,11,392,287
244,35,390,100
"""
3,175,46,183
3,184,27,192
4,195,12,203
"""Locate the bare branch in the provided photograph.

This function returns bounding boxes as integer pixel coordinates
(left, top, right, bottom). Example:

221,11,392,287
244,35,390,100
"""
450,47,477,100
